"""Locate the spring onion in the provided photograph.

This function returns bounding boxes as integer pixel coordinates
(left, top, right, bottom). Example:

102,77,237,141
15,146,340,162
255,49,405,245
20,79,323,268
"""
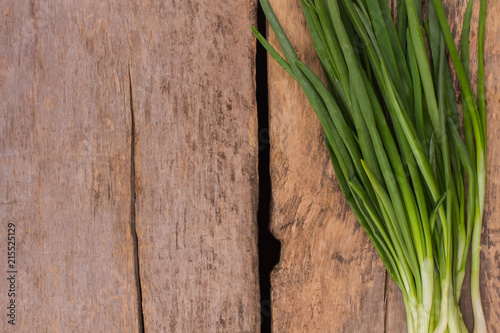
253,0,488,331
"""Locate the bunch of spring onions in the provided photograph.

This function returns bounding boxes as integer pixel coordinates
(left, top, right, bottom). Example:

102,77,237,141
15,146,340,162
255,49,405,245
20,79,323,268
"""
253,0,488,331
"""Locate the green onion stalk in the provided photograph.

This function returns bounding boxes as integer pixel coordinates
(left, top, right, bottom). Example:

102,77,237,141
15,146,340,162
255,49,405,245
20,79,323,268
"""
252,0,488,331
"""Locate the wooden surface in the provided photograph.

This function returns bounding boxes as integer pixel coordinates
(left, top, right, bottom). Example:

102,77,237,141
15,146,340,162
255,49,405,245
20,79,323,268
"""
129,0,260,331
2,0,499,331
268,1,500,332
0,0,260,332
480,0,500,330
267,1,386,331
0,1,141,331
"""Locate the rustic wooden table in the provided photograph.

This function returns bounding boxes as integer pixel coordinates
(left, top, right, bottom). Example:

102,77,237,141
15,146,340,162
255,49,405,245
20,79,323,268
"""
0,0,498,332
0,1,259,331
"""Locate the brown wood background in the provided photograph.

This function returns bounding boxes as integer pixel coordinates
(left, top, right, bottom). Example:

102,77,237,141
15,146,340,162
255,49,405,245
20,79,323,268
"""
0,0,259,332
0,0,498,332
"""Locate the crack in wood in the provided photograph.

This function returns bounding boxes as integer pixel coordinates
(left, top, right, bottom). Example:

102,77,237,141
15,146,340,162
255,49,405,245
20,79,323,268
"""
129,65,145,333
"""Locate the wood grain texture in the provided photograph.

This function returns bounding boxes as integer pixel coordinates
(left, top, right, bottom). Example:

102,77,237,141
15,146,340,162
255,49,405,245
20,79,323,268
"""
129,0,261,332
480,1,500,331
268,0,500,332
0,1,140,331
1,0,261,332
268,1,386,332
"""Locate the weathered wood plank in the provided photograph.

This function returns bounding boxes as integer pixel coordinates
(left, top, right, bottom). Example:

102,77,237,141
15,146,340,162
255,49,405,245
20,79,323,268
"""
0,1,140,331
267,1,386,331
480,1,500,330
268,0,500,332
129,0,261,331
